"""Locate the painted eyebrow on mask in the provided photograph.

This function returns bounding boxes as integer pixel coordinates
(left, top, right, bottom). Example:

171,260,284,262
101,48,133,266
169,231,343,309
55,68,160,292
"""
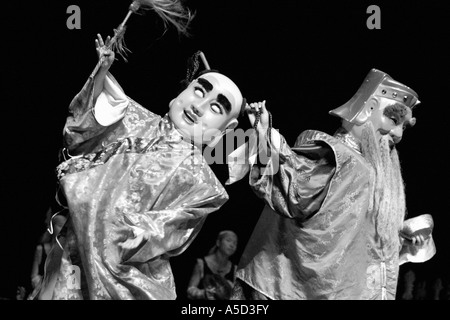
196,78,213,92
217,94,232,114
383,103,414,127
197,77,232,114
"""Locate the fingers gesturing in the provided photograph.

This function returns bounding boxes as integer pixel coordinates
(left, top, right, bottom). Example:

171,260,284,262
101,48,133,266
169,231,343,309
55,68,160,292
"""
95,33,115,68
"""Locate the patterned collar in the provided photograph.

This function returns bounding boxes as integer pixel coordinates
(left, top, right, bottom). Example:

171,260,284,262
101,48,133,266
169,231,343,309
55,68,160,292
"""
334,127,362,154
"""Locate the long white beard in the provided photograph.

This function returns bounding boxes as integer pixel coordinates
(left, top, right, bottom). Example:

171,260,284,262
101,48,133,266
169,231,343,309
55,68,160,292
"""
360,122,406,250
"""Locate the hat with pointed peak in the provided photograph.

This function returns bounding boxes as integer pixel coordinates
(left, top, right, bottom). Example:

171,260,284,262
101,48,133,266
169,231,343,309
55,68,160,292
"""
329,69,420,125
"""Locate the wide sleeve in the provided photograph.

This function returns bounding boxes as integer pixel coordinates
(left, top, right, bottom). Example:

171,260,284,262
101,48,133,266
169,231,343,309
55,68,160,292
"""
121,157,229,264
399,214,436,265
62,72,129,152
248,129,336,222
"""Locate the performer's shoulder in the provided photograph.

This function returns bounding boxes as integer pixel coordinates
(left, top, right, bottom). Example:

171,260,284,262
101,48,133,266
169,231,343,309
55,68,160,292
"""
294,129,337,149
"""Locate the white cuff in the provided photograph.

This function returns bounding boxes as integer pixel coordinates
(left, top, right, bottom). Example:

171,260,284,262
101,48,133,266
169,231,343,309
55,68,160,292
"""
94,74,129,126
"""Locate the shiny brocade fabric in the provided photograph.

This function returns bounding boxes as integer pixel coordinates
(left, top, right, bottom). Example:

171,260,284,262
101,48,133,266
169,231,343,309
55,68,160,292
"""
236,130,410,300
42,75,228,300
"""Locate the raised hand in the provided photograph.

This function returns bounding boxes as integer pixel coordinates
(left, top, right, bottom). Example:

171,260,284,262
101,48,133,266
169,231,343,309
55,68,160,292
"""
95,33,115,70
245,101,270,134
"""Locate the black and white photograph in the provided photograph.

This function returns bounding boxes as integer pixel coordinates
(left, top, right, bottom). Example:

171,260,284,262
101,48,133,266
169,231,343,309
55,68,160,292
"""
1,0,449,309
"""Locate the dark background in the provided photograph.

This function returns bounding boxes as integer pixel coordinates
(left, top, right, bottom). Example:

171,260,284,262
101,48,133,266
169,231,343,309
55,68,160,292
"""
1,0,449,300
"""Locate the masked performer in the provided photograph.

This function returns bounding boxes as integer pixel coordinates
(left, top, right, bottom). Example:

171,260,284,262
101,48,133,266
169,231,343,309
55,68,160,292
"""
37,35,244,300
229,69,435,300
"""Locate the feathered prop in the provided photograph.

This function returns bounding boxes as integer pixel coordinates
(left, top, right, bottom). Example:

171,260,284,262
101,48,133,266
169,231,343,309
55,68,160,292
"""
91,0,193,76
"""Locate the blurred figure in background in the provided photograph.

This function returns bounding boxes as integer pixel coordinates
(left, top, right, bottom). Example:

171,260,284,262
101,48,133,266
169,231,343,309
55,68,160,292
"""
430,276,444,300
187,230,238,300
398,269,416,300
413,279,428,300
27,214,67,300
15,286,27,300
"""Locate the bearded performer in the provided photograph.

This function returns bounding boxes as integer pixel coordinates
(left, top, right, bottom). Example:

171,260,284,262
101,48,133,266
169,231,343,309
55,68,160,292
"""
228,69,435,300
35,32,245,300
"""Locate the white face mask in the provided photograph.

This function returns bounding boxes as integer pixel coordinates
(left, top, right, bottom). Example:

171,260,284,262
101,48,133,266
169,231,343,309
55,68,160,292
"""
168,72,242,146
368,98,414,146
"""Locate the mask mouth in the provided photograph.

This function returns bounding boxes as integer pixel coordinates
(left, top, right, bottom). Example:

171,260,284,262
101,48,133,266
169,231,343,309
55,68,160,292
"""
183,109,198,124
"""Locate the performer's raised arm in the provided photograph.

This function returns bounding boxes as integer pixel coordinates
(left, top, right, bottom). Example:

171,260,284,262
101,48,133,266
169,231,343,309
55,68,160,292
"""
235,100,335,221
93,34,115,103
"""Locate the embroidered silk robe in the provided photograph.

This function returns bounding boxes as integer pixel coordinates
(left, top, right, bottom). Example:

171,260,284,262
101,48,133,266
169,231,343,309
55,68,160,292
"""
39,73,228,300
234,129,434,300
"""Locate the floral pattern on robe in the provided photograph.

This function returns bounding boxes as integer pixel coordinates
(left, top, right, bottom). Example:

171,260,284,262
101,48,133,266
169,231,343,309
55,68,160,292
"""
40,73,228,300
235,129,434,300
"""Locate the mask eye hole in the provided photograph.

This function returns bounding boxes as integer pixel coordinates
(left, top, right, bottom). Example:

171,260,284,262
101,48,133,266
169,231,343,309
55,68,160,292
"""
194,87,205,98
211,103,223,115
